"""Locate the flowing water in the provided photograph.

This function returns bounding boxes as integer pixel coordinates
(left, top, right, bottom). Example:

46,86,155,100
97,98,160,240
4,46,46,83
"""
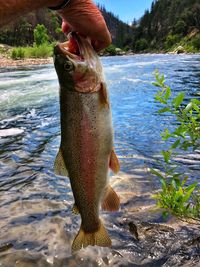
0,54,200,267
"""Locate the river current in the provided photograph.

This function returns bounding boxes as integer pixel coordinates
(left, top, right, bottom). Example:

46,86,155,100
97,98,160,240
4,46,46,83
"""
0,54,200,266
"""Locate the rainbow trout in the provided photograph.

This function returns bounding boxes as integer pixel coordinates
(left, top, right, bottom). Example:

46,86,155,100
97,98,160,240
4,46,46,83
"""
53,32,120,252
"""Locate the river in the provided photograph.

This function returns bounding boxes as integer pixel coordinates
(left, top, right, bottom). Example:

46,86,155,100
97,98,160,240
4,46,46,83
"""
0,54,200,267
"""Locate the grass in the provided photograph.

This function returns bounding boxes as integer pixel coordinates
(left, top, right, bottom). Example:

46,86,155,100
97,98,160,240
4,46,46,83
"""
10,44,54,59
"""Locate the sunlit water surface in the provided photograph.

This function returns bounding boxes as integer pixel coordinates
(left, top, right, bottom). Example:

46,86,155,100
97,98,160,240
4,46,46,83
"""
0,54,200,266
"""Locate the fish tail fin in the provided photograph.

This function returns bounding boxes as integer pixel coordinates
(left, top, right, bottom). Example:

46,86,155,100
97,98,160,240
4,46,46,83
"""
101,185,120,212
72,220,111,252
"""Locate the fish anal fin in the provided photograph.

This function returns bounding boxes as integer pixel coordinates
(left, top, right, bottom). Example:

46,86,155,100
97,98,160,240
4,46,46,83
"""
109,149,120,174
72,220,111,252
72,203,79,215
54,148,69,177
99,82,109,109
101,185,120,212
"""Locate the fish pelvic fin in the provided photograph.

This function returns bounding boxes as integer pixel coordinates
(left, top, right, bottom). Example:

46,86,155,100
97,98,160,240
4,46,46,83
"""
72,220,111,252
54,148,69,177
99,82,110,109
101,185,120,212
109,149,120,174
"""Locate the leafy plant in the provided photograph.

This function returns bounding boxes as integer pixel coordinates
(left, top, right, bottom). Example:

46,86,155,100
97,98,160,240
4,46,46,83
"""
151,71,200,221
34,24,49,46
10,44,53,59
191,34,200,50
164,34,181,50
104,44,117,55
11,47,25,59
24,44,53,58
135,38,148,52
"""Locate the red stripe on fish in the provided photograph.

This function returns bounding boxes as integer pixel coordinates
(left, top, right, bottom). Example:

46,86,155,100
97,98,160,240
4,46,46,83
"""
80,111,96,203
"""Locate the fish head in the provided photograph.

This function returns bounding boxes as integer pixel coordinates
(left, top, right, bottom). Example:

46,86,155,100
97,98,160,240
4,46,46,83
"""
54,32,103,93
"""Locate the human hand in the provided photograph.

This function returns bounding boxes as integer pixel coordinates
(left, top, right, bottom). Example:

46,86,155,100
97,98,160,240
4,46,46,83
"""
58,0,111,52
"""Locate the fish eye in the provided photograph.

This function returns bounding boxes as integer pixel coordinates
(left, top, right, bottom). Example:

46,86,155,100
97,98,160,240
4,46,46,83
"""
64,61,73,71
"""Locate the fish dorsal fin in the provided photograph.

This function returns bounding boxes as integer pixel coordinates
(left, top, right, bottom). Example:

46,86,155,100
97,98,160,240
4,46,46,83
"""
109,149,120,174
99,82,110,108
54,148,69,177
101,185,120,212
72,220,111,252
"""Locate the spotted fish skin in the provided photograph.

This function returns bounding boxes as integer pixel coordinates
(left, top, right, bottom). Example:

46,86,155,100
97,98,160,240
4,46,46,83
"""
53,33,120,251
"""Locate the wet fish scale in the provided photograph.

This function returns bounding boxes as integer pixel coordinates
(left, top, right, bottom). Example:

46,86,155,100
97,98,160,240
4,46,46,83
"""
60,91,113,233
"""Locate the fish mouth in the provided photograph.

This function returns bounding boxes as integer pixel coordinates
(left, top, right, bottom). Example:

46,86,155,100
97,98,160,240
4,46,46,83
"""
55,32,85,61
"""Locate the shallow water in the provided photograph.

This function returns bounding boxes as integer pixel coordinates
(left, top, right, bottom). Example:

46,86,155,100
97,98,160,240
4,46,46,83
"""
0,54,200,266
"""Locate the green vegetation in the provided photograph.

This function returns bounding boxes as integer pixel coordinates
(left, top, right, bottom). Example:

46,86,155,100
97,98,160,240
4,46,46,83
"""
135,39,148,52
33,24,49,46
130,0,200,52
11,44,53,59
104,44,117,55
164,35,181,50
11,47,25,59
151,71,200,221
10,24,54,59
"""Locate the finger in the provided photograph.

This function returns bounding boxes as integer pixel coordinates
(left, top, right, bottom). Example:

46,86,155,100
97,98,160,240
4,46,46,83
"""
58,0,111,51
61,19,72,34
92,31,111,52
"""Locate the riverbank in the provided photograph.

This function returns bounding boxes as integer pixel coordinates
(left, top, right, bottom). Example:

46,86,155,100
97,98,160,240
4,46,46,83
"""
0,54,53,68
1,52,200,68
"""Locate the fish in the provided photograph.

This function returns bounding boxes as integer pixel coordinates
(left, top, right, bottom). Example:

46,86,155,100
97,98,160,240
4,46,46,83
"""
53,32,120,252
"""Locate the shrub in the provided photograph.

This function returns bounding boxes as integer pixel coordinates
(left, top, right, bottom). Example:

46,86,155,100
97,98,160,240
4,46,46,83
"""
104,44,117,55
164,34,180,50
11,44,53,59
191,34,200,50
135,38,148,52
151,71,200,221
24,44,53,58
11,47,25,59
34,24,49,46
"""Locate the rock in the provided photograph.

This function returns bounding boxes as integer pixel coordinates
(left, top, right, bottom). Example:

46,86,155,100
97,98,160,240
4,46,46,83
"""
115,48,126,55
173,46,185,54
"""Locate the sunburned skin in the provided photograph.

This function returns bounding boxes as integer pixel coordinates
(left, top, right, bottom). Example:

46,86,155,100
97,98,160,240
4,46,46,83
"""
53,32,120,251
59,0,111,51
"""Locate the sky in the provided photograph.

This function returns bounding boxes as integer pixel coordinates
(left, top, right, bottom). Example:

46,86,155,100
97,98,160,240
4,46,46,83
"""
95,0,153,24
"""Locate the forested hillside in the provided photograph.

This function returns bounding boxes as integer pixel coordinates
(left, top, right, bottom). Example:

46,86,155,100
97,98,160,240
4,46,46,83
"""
0,6,132,48
131,0,200,52
0,9,64,46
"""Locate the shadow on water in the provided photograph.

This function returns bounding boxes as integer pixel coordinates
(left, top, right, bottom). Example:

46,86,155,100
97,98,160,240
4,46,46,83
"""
0,54,200,266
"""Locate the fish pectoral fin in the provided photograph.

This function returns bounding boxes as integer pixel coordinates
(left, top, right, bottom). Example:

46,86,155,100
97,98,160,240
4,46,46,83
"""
99,82,110,109
72,203,79,215
109,149,120,174
101,185,120,212
72,220,111,252
54,148,69,177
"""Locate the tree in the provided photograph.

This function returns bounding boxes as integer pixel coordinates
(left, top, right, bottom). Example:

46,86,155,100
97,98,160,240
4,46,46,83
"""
174,20,187,35
33,24,49,46
135,38,148,51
